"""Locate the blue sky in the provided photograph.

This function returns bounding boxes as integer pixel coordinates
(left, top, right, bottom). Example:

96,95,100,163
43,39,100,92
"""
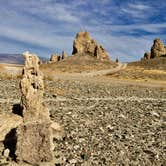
0,0,166,62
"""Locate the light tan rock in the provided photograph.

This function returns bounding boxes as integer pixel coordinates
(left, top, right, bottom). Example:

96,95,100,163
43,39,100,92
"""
61,51,67,60
72,31,110,60
16,122,53,165
144,52,151,59
16,51,54,164
3,148,10,158
50,54,59,62
151,38,166,58
20,51,50,122
0,113,23,142
51,122,65,140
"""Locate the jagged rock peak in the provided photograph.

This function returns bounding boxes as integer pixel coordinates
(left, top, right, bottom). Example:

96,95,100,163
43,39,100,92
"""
143,38,166,60
72,31,110,61
151,38,166,58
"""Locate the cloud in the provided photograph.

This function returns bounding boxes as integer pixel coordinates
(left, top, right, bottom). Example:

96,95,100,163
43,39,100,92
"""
0,0,165,62
121,2,152,20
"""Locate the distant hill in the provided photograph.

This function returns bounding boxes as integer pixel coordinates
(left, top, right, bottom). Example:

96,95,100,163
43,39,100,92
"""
41,54,117,73
0,54,24,64
0,54,48,64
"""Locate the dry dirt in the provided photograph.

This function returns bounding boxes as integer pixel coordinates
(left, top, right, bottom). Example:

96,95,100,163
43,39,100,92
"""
107,58,166,82
0,72,165,165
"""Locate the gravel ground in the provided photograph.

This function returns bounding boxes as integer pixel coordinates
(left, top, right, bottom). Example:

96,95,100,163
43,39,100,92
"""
0,78,165,166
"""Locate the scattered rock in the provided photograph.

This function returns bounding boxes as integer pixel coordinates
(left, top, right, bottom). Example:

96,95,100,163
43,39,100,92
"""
50,51,67,63
3,148,10,158
72,31,110,61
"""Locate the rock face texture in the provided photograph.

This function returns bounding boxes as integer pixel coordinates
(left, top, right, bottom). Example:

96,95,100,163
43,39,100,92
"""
16,123,53,164
50,51,67,63
61,51,67,60
151,39,166,58
20,51,50,122
16,51,53,164
72,31,110,60
143,39,166,59
0,113,23,142
144,52,151,60
50,54,59,62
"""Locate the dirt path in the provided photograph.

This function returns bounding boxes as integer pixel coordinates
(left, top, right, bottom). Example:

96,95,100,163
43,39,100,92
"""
54,63,127,78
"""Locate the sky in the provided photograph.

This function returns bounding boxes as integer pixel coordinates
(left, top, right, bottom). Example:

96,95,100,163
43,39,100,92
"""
0,0,166,62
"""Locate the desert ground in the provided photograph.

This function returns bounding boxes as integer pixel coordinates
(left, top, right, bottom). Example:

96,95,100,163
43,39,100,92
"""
0,58,165,166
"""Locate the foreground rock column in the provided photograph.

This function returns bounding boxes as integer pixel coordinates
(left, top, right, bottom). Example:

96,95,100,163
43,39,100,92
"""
16,51,53,164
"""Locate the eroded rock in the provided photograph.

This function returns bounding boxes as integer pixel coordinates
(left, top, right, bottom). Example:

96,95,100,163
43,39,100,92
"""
144,52,151,60
0,113,23,142
20,51,50,122
16,51,54,164
16,122,53,164
72,31,110,60
143,38,166,59
61,51,67,60
151,38,166,58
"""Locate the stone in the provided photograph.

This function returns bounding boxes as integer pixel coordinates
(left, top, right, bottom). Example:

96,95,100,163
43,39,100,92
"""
16,51,54,164
0,113,23,142
51,122,65,140
61,51,67,60
144,52,151,60
3,148,10,158
150,38,166,58
16,122,53,165
20,51,50,122
72,31,110,60
50,54,59,62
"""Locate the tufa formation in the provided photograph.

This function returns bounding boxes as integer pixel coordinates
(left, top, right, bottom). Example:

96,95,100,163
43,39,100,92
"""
16,51,53,164
50,51,68,63
72,31,110,61
0,51,64,165
144,38,166,59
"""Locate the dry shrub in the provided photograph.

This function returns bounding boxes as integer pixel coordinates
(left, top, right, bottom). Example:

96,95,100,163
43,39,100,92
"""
0,73,22,80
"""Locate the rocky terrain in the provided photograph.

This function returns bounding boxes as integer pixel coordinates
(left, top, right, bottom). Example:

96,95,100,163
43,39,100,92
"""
0,73,165,165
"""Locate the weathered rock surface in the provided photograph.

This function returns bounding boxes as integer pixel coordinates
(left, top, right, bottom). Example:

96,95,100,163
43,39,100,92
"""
144,52,151,60
16,122,53,164
61,51,67,60
20,51,50,122
16,51,54,164
50,51,67,63
0,113,23,142
143,38,166,59
151,38,166,58
72,31,110,60
50,54,59,62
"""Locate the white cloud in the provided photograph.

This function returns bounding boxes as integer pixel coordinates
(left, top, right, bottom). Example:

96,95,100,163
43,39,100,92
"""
121,2,152,19
0,0,165,62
